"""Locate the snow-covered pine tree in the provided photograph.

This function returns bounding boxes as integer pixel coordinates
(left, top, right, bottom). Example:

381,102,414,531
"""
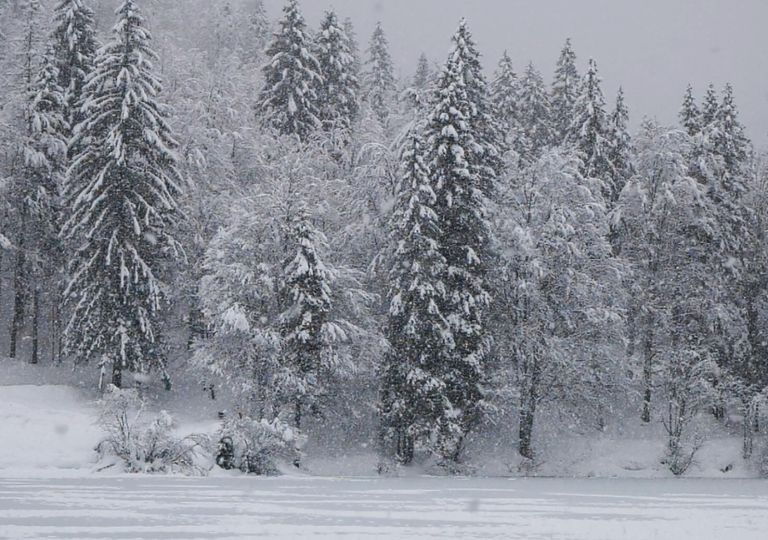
278,210,351,431
343,17,361,81
51,0,98,140
568,58,615,202
363,22,396,127
701,84,719,127
453,20,505,195
551,38,580,142
516,62,554,164
413,53,432,93
490,51,519,147
62,0,184,388
680,84,701,137
422,20,494,464
258,0,322,141
712,84,750,182
22,49,68,364
6,0,45,360
314,10,359,134
379,133,452,465
607,87,633,204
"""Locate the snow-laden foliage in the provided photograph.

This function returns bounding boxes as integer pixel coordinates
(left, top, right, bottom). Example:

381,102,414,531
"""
363,22,396,127
551,38,580,143
314,10,359,134
62,0,185,387
96,385,208,474
216,414,298,475
494,147,625,460
258,0,322,141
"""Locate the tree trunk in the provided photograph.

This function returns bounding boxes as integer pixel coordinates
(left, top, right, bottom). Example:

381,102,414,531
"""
111,359,123,388
518,404,536,460
9,228,26,359
518,353,540,460
30,286,39,364
641,325,654,423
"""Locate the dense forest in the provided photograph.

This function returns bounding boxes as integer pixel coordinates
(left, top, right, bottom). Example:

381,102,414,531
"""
0,0,766,475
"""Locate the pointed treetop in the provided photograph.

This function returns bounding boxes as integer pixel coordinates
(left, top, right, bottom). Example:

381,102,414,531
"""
680,84,700,136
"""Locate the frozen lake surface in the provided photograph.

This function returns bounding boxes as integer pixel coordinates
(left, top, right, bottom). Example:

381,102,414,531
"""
1,476,767,539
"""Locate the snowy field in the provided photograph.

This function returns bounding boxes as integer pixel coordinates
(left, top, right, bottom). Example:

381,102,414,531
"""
1,476,767,539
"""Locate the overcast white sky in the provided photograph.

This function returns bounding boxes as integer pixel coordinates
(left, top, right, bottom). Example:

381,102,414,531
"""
264,0,768,147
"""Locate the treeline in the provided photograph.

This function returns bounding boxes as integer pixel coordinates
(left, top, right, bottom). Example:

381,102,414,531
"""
0,0,766,473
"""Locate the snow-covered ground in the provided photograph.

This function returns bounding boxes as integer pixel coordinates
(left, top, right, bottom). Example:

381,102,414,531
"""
2,368,767,539
1,476,767,539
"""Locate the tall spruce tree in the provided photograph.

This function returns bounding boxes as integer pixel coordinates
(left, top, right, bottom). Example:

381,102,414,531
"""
551,38,580,142
607,87,632,203
363,22,396,127
7,0,45,360
517,62,554,163
423,20,493,464
490,51,519,147
568,58,615,202
380,133,452,465
23,50,68,364
314,10,359,133
701,84,719,127
51,0,98,138
278,211,337,431
680,84,700,137
258,0,322,141
62,0,184,388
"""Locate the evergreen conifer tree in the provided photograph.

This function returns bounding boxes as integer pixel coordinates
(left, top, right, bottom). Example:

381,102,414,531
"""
551,38,580,141
363,22,396,126
380,133,452,465
490,51,518,145
517,62,554,163
62,0,184,388
568,58,615,201
680,84,700,137
701,84,719,127
51,0,98,138
422,20,493,463
607,87,632,203
258,0,322,141
314,10,359,133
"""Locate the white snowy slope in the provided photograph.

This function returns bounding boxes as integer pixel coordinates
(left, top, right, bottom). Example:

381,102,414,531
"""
1,476,767,540
0,384,100,476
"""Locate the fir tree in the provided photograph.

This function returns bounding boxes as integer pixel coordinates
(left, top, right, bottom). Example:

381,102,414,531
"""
22,49,69,364
490,50,518,145
62,0,184,388
713,84,750,181
551,38,580,141
314,10,359,133
343,17,360,80
363,22,396,126
258,0,322,141
423,20,493,463
680,84,700,137
701,84,719,127
7,0,45,360
607,87,632,203
568,58,615,201
51,0,98,138
380,133,452,465
517,62,554,163
413,52,432,92
278,211,348,431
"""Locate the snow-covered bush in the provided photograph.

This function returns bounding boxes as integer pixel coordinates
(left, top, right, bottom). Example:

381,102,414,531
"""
216,414,299,475
95,386,209,474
